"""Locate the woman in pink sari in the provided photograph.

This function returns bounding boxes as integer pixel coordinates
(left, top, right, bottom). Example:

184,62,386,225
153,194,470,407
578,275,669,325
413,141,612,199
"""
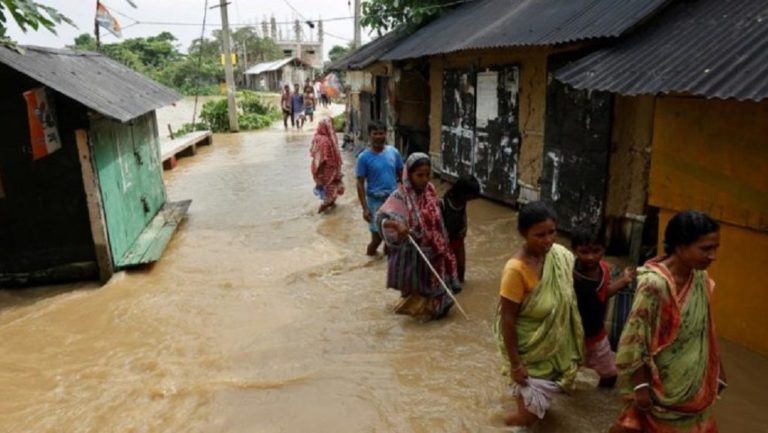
310,118,344,213
375,153,460,320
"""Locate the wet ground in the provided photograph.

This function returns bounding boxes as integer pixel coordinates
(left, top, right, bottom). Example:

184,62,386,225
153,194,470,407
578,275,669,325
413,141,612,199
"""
0,104,766,432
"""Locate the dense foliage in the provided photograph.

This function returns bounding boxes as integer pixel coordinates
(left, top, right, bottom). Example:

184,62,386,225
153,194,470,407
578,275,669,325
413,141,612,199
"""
187,91,281,134
361,0,457,33
71,28,283,96
332,112,346,133
328,44,352,63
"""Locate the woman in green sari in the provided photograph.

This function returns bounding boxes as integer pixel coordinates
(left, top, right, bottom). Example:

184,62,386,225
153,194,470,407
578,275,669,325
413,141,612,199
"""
610,211,726,433
494,201,584,427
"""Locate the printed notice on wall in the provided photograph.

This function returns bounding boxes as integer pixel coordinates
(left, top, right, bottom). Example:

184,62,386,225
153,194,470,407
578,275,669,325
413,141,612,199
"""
476,71,498,128
23,87,62,160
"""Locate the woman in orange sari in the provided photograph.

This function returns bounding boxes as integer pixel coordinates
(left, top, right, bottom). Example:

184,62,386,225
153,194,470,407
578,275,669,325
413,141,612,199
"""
610,210,727,433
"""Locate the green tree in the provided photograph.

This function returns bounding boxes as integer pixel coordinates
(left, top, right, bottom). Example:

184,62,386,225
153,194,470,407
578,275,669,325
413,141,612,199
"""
72,32,97,50
211,26,282,86
329,44,352,62
361,0,455,34
70,32,181,73
0,0,74,47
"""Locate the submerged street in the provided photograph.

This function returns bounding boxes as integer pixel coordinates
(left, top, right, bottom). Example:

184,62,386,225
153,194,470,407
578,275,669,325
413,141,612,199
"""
0,107,766,433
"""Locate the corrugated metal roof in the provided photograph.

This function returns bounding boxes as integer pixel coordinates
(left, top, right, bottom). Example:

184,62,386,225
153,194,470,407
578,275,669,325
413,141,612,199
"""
556,0,768,101
244,57,310,75
327,31,408,70
0,46,180,122
381,0,670,60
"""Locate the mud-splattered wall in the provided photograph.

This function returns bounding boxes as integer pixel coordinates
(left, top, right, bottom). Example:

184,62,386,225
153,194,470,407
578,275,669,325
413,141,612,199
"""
651,96,768,356
607,96,654,217
428,48,550,193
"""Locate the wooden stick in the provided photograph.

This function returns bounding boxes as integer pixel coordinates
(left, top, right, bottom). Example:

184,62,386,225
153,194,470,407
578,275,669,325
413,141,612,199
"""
408,234,469,320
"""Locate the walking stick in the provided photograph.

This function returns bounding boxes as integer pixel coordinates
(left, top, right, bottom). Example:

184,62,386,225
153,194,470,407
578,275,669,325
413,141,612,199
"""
407,234,470,320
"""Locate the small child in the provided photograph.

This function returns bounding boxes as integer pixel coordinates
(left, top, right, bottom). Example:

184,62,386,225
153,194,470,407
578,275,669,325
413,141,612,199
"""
571,226,636,388
440,175,480,283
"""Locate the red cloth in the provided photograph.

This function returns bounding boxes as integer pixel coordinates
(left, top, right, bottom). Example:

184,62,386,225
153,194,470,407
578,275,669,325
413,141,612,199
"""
310,119,343,204
378,153,458,288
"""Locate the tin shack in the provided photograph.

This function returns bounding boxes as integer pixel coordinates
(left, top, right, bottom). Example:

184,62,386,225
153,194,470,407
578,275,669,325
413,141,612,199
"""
244,57,313,92
556,0,768,356
0,46,189,286
380,0,670,235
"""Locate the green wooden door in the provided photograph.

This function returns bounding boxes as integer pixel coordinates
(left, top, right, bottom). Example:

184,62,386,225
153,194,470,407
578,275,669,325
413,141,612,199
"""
90,112,166,266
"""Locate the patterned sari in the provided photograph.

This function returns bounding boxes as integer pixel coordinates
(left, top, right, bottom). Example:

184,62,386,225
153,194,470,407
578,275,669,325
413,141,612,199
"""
615,258,721,432
493,244,584,418
376,153,460,320
310,119,344,205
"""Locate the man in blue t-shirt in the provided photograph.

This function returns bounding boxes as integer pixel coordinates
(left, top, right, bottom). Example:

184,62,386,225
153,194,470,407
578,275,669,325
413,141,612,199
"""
356,120,404,255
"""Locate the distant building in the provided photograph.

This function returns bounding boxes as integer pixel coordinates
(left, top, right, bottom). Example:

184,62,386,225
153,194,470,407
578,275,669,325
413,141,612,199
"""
244,57,314,92
262,17,324,70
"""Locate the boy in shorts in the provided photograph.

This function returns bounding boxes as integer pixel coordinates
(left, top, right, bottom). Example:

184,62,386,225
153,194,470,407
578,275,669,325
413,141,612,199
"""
571,226,636,388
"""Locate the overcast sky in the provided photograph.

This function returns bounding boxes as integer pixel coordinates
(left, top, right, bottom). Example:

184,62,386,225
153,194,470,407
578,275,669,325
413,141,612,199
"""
6,0,373,60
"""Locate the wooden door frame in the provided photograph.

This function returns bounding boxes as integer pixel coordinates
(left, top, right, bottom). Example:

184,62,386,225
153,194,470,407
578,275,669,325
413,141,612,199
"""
75,129,114,283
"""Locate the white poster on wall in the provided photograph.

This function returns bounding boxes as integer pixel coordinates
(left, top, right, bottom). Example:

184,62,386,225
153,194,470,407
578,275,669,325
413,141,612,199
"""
476,71,498,128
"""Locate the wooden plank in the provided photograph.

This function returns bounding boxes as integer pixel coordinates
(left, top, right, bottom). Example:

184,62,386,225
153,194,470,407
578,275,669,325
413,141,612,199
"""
75,129,114,283
116,200,191,267
160,131,212,162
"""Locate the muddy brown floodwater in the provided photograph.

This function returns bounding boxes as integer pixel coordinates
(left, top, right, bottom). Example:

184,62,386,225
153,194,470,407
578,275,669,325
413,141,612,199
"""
1,103,767,432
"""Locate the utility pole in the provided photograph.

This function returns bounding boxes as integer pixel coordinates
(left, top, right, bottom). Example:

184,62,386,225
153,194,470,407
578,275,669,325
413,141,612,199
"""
94,1,101,50
219,0,239,132
353,0,362,49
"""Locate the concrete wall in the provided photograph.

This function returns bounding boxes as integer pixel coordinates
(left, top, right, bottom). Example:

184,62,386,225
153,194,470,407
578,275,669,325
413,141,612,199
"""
428,48,551,188
650,96,768,356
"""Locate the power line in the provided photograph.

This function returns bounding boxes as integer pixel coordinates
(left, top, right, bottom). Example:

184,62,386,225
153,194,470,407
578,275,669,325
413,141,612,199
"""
281,0,305,20
105,1,358,43
106,3,354,28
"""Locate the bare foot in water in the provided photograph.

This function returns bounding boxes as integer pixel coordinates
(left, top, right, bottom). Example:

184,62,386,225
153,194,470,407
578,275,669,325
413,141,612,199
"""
504,399,539,427
318,202,332,213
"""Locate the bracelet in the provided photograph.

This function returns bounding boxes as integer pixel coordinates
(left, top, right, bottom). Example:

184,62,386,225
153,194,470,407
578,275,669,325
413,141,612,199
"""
512,364,525,372
718,378,728,388
633,383,651,392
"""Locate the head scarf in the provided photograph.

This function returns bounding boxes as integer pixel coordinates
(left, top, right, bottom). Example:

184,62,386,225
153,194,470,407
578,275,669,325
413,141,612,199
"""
381,153,446,252
377,152,456,288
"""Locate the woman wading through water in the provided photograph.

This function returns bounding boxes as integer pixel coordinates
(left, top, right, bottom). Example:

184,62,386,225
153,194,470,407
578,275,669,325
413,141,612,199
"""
376,153,460,321
610,210,726,433
494,201,584,428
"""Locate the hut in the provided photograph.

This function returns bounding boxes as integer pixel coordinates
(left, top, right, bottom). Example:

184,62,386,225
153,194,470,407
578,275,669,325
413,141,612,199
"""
380,0,671,221
244,57,313,92
556,0,768,356
0,46,188,287
327,31,409,151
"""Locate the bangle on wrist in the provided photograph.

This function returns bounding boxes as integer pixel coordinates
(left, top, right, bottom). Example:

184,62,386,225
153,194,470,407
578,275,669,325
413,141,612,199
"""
633,382,651,392
512,363,525,372
718,378,728,388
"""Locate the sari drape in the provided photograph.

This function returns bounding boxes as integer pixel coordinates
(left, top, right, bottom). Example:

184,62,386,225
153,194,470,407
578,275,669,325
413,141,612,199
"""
494,244,584,387
616,259,720,432
310,119,344,205
376,153,459,320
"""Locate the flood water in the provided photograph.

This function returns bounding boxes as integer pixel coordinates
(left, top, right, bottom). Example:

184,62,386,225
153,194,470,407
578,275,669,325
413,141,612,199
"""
1,101,766,432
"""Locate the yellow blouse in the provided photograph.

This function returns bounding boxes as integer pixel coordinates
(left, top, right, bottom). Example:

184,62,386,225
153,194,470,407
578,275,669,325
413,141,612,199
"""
499,257,540,303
